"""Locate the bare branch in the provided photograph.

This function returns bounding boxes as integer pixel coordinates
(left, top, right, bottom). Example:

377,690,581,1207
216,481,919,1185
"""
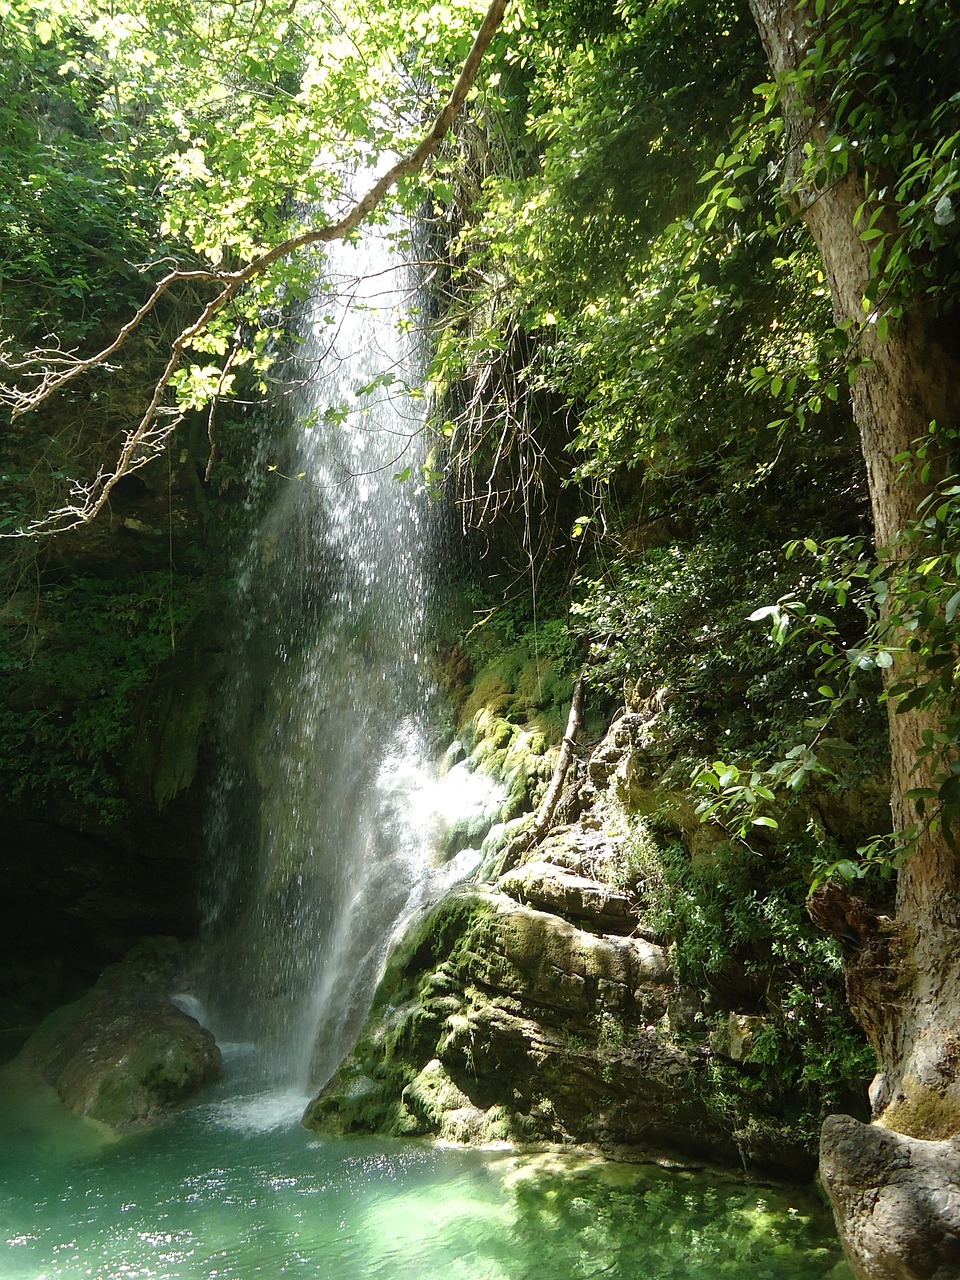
1,269,227,420
5,0,508,536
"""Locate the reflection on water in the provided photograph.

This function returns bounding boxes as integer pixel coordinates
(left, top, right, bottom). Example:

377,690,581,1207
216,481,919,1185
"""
0,1062,116,1166
0,1067,850,1280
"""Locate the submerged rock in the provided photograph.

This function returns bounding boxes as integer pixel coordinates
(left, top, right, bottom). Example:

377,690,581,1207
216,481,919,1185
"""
18,939,221,1130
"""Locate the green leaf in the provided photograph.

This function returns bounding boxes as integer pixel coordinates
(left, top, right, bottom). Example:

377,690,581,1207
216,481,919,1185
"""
896,686,928,715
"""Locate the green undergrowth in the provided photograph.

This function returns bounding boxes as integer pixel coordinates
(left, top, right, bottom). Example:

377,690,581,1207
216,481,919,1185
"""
438,570,593,822
633,820,874,1150
0,572,206,826
573,514,885,766
444,577,581,730
570,491,891,881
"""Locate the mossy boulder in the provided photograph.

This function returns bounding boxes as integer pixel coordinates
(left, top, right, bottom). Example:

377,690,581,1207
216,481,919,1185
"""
305,796,828,1173
462,710,556,823
303,891,497,1136
304,878,733,1161
305,880,735,1159
18,938,221,1130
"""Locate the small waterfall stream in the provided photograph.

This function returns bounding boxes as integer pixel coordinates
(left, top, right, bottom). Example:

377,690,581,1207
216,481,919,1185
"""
197,218,454,1095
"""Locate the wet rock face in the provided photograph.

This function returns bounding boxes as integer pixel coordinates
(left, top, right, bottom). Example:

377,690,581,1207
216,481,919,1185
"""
304,883,725,1158
18,940,221,1130
821,1114,960,1280
496,860,640,935
305,681,872,1174
466,899,670,1018
304,801,802,1169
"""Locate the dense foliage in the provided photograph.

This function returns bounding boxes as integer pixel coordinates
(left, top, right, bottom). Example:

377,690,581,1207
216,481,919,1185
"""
424,0,959,875
425,0,878,854
3,0,959,1167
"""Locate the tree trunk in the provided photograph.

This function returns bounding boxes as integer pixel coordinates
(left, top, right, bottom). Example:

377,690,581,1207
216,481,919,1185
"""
748,1,960,1275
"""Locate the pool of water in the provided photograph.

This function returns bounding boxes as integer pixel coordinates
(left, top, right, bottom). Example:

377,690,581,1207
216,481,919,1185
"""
0,1060,850,1280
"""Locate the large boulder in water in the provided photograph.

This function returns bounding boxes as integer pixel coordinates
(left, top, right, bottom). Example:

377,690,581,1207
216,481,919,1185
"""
18,938,221,1130
304,886,742,1164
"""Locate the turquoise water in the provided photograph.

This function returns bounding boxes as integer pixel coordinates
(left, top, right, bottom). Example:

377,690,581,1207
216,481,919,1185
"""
0,1062,849,1280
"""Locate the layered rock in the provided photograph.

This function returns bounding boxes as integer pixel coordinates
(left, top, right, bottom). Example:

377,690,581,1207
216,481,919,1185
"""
306,694,866,1175
495,860,640,935
305,824,800,1167
304,879,725,1157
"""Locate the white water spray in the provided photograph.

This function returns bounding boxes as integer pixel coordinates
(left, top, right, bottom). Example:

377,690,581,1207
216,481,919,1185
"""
197,217,492,1097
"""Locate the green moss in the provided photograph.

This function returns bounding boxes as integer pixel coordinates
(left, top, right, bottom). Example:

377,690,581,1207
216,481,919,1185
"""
88,1031,207,1129
304,1053,420,1136
306,893,499,1137
374,892,497,1008
461,649,572,743
18,939,219,1129
461,670,513,726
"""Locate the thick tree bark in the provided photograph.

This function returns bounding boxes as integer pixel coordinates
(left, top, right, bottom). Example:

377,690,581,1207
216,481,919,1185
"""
748,1,960,1275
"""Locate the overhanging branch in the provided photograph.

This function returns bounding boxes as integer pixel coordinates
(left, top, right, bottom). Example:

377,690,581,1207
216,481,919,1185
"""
3,0,509,536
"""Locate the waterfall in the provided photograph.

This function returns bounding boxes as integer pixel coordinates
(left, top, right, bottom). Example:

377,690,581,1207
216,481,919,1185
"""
198,217,449,1094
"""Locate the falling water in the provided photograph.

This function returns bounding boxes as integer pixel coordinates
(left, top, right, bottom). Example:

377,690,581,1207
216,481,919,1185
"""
197,216,463,1095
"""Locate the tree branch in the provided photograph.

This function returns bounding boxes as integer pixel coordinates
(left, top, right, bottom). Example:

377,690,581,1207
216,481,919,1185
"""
531,672,585,843
4,0,509,536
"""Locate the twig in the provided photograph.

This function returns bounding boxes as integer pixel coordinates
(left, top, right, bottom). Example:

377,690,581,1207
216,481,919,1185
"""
532,671,585,841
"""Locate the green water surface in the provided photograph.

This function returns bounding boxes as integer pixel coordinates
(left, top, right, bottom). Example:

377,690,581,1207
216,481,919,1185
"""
0,1061,850,1280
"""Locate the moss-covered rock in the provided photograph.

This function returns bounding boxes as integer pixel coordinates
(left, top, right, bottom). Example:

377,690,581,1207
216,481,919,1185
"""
308,581,871,1179
305,866,754,1164
18,939,221,1130
497,859,640,934
305,768,855,1175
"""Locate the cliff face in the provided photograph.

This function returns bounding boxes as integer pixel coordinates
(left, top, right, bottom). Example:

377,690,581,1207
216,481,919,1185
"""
0,363,255,1038
1,348,880,1179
